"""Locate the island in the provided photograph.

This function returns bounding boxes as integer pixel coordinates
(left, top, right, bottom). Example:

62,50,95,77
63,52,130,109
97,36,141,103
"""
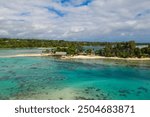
0,38,150,60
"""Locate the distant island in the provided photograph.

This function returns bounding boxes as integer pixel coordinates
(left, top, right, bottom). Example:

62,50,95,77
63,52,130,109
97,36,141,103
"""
0,38,150,60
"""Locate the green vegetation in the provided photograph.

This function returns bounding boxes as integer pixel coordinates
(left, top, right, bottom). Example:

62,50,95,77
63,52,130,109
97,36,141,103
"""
96,41,150,58
55,46,84,55
54,41,150,58
0,38,107,48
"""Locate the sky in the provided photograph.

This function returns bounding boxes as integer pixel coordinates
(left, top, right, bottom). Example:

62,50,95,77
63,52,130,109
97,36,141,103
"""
0,0,150,42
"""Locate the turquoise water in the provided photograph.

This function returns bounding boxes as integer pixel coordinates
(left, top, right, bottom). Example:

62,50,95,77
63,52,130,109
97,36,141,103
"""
0,48,49,56
0,49,150,100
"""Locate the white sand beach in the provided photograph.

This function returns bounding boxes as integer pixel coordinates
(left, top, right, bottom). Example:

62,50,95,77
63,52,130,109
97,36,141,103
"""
0,53,52,58
1,54,150,61
61,55,150,61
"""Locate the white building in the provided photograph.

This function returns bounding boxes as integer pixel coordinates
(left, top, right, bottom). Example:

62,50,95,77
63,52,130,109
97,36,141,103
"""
136,45,148,49
55,52,67,56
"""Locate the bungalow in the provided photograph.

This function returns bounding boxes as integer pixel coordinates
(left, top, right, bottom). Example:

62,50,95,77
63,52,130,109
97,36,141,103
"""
136,45,148,49
55,52,67,56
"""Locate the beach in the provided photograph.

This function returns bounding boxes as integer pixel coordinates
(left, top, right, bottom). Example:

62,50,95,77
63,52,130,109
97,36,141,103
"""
1,53,150,61
62,55,150,61
0,53,52,58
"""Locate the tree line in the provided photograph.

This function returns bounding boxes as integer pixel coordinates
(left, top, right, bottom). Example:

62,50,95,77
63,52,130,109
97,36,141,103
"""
0,38,108,48
49,41,150,58
96,41,150,58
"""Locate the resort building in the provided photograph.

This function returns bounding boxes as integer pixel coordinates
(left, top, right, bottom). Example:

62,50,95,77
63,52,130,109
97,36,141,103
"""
136,45,148,49
55,52,67,56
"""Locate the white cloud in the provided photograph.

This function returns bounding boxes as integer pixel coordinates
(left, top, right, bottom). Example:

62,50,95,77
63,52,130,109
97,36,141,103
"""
0,0,150,42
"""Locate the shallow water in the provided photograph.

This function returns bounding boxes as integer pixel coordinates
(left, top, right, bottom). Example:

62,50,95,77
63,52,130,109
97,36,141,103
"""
0,49,150,100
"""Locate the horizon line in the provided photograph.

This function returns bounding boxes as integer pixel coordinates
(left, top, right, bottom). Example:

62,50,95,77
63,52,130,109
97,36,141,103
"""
0,37,150,43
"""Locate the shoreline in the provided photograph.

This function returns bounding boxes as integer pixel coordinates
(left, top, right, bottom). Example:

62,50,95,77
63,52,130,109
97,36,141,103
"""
0,53,52,58
61,55,150,61
0,54,150,61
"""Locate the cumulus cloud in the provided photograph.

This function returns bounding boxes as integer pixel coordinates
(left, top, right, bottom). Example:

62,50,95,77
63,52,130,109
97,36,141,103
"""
0,0,150,42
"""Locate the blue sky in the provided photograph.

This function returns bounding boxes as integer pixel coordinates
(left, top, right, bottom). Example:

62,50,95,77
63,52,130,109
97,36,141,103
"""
0,0,150,42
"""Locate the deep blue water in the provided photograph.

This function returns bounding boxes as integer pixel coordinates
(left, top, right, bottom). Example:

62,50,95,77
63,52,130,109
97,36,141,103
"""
0,49,150,100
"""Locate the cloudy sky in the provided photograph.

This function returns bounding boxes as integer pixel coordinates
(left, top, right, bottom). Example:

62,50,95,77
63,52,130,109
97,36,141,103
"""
0,0,150,42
